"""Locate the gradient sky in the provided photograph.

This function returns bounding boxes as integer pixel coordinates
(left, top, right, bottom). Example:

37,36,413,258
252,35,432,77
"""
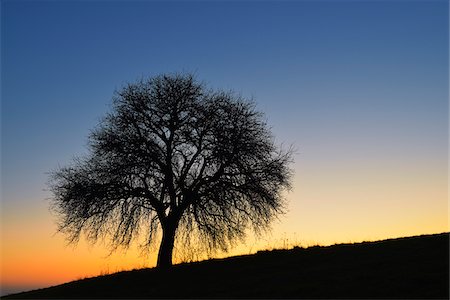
1,0,448,296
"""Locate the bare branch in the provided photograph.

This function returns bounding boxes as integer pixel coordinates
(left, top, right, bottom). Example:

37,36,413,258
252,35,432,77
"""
49,73,294,268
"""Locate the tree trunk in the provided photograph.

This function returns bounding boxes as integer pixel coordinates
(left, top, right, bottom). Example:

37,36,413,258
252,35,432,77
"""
157,221,177,269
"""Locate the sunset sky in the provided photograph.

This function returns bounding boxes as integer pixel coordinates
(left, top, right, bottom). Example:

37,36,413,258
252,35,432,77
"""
1,0,448,296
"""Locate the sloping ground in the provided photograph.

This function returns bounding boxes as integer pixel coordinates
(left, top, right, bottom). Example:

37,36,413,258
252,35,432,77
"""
4,233,449,299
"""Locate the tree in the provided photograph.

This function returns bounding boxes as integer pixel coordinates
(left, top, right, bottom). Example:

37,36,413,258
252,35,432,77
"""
49,73,293,269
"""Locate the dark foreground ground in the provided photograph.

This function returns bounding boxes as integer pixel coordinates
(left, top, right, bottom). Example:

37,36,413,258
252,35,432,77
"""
4,233,449,299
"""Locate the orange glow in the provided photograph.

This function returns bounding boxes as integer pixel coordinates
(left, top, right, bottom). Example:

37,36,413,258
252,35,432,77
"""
1,155,448,293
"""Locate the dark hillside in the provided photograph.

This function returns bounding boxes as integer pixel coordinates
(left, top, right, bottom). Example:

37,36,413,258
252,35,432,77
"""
4,233,449,299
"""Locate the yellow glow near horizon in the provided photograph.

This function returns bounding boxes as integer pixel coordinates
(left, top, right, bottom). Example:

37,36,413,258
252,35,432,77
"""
1,159,448,292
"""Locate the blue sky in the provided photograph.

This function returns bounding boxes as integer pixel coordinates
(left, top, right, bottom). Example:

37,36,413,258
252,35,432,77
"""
1,0,448,293
2,0,448,204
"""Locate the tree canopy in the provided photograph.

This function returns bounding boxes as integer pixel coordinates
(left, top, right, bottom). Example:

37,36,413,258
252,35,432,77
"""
49,73,293,268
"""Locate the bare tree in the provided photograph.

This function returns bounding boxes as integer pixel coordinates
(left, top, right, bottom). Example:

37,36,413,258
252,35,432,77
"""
49,73,293,269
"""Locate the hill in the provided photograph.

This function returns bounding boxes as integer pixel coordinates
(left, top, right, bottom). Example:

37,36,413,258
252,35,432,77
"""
3,233,449,299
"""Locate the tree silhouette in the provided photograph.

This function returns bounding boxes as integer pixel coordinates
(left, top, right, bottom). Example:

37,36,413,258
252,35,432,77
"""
49,73,293,268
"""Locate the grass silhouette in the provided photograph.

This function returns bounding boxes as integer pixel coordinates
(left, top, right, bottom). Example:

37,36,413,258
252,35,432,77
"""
3,233,448,299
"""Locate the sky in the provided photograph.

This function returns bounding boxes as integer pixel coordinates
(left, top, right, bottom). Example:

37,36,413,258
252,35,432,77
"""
1,0,448,296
